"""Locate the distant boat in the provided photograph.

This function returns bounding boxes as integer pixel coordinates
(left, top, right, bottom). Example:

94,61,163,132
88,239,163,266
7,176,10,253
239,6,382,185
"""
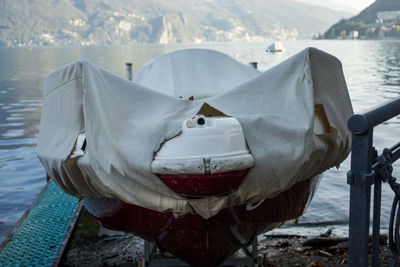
266,41,285,52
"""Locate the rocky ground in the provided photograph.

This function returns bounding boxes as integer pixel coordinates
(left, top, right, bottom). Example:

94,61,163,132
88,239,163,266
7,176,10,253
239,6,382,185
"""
60,209,398,267
257,234,394,267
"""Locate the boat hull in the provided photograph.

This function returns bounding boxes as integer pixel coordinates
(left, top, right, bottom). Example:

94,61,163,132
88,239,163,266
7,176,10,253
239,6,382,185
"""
84,175,321,267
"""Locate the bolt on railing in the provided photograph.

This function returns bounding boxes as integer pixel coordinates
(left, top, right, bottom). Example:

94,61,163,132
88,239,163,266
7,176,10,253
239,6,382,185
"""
347,97,400,267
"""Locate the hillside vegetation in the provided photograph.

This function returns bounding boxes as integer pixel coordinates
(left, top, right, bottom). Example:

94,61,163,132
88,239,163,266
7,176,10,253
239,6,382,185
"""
324,0,400,39
0,0,351,46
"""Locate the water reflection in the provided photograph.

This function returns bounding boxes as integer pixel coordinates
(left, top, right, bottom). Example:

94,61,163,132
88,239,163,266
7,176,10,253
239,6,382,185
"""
373,41,400,101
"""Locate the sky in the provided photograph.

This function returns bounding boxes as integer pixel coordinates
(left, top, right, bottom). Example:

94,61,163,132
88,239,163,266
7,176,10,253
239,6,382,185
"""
336,0,375,11
295,0,375,14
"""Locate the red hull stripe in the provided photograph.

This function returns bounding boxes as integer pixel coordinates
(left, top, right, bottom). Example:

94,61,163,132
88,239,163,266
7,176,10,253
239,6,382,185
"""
158,169,249,197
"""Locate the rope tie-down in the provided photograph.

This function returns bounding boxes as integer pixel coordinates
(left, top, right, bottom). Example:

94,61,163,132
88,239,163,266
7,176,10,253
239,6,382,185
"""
374,147,400,267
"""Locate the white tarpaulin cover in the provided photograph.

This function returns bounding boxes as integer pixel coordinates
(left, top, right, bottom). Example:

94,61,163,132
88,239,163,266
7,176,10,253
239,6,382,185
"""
37,48,353,219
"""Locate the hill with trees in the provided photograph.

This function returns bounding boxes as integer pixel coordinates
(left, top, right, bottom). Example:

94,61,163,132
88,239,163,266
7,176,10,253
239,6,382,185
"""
0,0,351,46
323,0,400,39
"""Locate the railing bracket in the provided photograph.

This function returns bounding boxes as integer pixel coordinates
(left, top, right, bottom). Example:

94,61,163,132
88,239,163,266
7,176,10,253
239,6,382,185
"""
347,171,354,185
347,171,375,185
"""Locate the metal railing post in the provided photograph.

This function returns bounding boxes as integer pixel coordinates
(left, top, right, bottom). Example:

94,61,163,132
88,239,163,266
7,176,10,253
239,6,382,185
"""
347,129,374,266
372,177,382,266
347,97,400,266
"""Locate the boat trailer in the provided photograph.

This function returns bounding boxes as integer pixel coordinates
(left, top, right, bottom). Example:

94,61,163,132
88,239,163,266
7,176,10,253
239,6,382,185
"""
143,239,258,266
347,97,400,266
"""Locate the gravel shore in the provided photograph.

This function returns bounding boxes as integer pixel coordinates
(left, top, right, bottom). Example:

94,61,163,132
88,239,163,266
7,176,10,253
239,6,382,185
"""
60,209,397,267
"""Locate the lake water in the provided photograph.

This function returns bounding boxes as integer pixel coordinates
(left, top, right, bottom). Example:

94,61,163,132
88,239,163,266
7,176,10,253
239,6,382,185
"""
0,40,400,243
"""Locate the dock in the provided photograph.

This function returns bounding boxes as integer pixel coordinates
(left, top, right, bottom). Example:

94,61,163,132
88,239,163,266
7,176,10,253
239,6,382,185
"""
0,181,82,266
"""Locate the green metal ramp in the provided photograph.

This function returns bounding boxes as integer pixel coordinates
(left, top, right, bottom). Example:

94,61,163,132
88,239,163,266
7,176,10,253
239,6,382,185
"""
0,181,82,266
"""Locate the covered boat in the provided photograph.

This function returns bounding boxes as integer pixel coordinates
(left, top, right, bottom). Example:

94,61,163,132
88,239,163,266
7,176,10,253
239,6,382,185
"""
37,48,353,266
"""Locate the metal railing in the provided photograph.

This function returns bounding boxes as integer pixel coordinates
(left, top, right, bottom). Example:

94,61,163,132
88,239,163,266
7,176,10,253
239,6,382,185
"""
347,97,400,266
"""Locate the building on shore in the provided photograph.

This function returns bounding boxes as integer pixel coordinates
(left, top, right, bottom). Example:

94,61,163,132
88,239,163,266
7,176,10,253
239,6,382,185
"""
348,30,359,39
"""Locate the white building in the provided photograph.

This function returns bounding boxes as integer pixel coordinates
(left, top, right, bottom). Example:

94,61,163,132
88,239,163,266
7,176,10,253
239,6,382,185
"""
348,31,359,39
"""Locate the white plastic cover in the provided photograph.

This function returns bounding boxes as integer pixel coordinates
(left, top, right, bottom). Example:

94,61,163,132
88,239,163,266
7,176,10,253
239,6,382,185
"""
133,48,260,99
151,116,255,175
37,48,353,219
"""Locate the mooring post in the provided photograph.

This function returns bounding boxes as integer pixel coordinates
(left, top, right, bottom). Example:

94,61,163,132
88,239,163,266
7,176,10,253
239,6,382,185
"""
249,62,258,69
126,63,133,81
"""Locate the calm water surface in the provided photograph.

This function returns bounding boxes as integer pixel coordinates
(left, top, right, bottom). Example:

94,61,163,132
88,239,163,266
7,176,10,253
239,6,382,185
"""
0,40,400,243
